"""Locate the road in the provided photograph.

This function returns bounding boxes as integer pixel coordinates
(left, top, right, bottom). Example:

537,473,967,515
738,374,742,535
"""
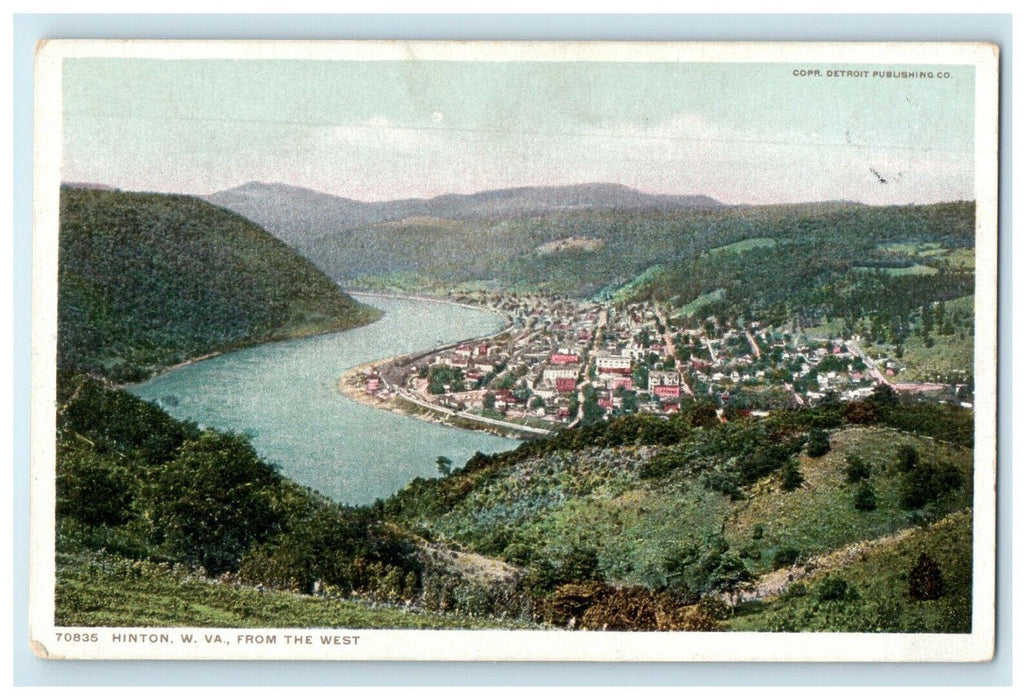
654,304,694,397
391,386,554,437
844,341,889,385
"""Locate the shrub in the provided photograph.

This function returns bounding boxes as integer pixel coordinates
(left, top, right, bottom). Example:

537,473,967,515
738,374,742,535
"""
696,595,733,621
780,460,804,491
739,545,762,561
845,454,872,483
783,582,808,598
773,546,801,568
901,462,963,509
806,428,831,457
814,576,853,602
854,481,877,512
896,444,920,472
908,553,945,601
640,452,683,479
557,546,601,583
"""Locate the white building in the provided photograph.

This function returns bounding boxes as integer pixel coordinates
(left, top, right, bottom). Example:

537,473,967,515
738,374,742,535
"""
648,370,680,391
597,355,633,373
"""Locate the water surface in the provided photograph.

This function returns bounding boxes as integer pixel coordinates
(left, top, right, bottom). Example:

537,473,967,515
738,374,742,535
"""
130,295,519,505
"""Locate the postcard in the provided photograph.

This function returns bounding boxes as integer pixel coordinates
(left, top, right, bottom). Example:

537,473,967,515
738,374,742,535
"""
30,40,999,661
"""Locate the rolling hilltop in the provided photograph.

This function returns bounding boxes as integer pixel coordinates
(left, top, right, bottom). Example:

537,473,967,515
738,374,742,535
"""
58,186,380,381
206,182,974,304
205,182,724,292
205,180,723,240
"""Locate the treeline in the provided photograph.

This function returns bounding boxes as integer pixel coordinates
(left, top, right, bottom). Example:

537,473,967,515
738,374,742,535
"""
627,237,973,334
311,198,974,297
58,187,380,381
56,375,421,603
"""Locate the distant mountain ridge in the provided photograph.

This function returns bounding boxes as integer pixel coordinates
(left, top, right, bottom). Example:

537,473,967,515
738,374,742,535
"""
204,181,724,242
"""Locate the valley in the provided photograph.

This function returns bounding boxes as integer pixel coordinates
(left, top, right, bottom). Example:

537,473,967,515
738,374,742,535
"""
52,183,980,634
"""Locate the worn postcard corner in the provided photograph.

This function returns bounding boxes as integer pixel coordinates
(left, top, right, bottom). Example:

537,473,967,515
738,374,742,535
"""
30,39,999,663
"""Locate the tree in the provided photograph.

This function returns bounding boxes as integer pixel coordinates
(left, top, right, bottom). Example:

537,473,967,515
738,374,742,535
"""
684,398,719,428
854,481,877,511
780,459,805,491
56,448,133,528
806,428,831,457
435,455,453,477
844,400,878,424
705,552,756,605
557,545,602,583
482,391,496,411
872,382,899,407
845,454,871,483
908,553,945,601
148,431,280,573
896,444,919,472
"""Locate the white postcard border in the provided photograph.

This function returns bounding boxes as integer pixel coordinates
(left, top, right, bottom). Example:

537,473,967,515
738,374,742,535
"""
29,39,1000,663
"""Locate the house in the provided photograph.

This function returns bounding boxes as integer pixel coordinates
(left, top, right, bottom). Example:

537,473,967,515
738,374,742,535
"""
543,365,579,384
365,378,381,393
597,355,633,374
648,370,680,391
550,353,580,365
653,384,681,400
555,378,577,393
609,376,635,392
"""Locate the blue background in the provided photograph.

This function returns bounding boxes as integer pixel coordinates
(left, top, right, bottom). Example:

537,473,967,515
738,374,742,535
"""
12,12,1013,687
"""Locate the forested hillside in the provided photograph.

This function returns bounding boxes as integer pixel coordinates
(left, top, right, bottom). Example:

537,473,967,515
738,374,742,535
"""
234,192,973,302
378,391,974,632
58,186,380,381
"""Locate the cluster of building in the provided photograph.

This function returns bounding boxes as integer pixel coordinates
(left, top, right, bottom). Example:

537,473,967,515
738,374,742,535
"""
366,292,958,431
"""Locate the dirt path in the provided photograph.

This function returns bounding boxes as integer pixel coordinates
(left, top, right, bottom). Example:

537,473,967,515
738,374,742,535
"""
738,510,970,603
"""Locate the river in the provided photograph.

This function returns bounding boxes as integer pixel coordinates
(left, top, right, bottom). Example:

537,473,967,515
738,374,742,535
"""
129,295,520,505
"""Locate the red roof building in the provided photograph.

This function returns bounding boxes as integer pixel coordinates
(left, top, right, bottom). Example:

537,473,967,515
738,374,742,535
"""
653,384,682,399
556,378,577,393
609,377,635,392
551,353,580,365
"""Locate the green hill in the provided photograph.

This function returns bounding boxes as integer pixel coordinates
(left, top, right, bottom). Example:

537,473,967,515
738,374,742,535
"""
378,396,974,632
58,186,380,381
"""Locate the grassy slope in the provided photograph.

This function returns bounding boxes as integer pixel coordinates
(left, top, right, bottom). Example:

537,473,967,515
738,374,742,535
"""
56,552,529,629
724,510,972,632
388,425,972,592
58,187,381,381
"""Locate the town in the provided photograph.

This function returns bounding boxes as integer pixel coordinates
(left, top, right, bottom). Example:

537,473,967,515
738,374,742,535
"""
354,292,971,437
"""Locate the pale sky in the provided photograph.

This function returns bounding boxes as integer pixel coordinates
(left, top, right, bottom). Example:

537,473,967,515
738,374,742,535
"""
61,58,976,205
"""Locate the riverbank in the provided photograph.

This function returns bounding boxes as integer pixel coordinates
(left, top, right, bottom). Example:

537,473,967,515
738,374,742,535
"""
338,363,551,441
125,304,384,386
335,292,554,440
